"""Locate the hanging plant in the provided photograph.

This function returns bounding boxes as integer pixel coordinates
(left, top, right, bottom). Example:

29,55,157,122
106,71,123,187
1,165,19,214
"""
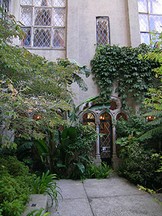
91,44,160,107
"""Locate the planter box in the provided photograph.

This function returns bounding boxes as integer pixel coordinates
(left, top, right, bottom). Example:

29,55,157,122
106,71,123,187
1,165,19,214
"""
22,194,48,216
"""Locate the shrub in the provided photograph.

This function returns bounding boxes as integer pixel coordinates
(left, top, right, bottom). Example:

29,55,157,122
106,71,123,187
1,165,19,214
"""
55,124,97,179
117,139,161,189
86,163,112,179
0,156,35,216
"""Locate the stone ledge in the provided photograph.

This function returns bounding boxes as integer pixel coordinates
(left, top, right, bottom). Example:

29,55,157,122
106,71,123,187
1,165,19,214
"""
22,194,48,216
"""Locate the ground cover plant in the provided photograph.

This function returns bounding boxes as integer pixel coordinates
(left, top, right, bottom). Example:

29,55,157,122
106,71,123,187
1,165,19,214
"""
0,156,35,216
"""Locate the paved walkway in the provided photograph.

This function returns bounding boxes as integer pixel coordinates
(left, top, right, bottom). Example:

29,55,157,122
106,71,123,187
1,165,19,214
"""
49,176,162,216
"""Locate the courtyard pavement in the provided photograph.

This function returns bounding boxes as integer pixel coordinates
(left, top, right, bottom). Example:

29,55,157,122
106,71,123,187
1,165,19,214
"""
49,175,162,216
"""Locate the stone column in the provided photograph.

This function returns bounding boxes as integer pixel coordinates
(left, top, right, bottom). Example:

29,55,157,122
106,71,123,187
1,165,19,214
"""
112,121,120,169
94,123,101,165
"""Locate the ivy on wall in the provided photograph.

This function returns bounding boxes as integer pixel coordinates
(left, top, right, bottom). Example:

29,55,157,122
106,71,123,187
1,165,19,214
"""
91,44,159,106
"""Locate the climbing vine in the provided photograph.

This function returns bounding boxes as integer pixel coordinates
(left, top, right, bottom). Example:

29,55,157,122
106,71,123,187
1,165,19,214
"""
91,44,160,106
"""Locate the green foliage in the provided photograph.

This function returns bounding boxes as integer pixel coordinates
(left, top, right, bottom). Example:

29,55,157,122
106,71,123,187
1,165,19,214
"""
139,110,162,141
85,163,112,179
116,114,147,138
157,156,162,173
91,44,160,105
0,8,24,42
0,11,90,149
137,185,155,194
27,208,50,216
139,36,162,142
32,171,59,207
117,138,161,189
116,112,162,189
0,156,35,216
55,124,97,179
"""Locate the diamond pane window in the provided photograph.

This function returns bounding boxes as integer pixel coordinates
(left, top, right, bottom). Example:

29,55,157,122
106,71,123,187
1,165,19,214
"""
138,0,148,13
54,0,66,7
35,0,52,6
22,28,31,46
141,32,150,44
139,14,149,31
96,17,110,45
34,28,51,47
21,0,66,48
34,8,52,26
21,0,32,5
0,0,10,13
21,7,32,26
138,0,162,44
54,8,65,26
53,28,65,48
150,15,162,32
149,0,162,14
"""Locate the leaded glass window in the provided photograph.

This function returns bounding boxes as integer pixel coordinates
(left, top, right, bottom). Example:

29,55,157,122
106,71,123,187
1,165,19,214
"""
0,0,10,18
20,0,66,48
0,0,9,11
138,0,162,44
96,17,110,45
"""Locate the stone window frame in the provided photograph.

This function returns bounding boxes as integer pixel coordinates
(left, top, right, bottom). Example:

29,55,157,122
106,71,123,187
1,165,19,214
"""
138,0,162,44
96,16,110,46
20,0,66,49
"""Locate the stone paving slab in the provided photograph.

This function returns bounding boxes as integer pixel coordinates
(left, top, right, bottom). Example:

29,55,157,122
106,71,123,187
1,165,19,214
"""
49,180,93,216
48,177,162,216
83,177,145,198
56,180,87,199
50,198,93,216
89,194,162,216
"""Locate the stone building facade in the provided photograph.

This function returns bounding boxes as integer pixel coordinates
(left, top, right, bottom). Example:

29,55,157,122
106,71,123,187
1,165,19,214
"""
4,0,162,167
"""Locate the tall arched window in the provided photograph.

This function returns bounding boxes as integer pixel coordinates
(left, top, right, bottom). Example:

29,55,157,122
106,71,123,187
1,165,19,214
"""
20,0,66,48
99,112,112,163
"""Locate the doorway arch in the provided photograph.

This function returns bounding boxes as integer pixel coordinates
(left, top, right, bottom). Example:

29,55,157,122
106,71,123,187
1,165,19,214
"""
99,112,112,165
80,110,113,165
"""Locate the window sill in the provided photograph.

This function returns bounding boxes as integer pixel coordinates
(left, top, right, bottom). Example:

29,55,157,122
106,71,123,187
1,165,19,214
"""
23,46,66,51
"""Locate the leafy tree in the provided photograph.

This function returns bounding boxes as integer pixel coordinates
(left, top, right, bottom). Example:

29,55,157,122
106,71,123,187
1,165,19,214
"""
0,10,89,151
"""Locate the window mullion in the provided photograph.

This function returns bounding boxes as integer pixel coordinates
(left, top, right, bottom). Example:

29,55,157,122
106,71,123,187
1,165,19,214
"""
51,7,53,48
31,5,34,47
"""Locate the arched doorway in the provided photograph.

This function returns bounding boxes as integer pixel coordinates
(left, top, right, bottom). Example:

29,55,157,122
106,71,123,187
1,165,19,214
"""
81,110,113,165
99,112,112,165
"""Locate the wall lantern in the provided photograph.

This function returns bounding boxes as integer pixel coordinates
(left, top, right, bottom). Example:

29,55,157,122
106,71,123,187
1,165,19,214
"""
146,115,155,122
33,114,42,121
